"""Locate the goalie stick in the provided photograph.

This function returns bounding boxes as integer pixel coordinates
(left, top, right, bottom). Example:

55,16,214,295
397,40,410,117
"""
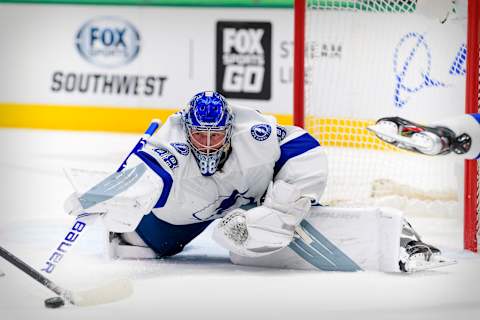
41,119,161,275
29,119,161,307
0,246,132,307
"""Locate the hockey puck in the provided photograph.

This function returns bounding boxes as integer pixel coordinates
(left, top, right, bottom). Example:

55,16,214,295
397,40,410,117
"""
44,296,65,309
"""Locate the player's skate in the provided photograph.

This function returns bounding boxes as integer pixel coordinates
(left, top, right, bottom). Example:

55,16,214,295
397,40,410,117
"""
108,232,158,259
367,117,471,156
398,220,456,272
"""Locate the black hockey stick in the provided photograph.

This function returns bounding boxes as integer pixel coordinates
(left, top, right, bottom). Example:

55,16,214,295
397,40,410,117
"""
1,120,160,307
0,245,132,307
1,245,69,299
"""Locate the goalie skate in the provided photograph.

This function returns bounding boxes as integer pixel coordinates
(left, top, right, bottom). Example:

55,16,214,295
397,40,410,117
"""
367,117,457,156
399,240,457,272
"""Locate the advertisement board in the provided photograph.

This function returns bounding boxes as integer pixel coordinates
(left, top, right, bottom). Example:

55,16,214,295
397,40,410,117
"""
0,3,468,131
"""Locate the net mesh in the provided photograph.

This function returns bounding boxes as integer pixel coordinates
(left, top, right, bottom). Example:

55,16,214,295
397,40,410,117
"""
307,0,416,12
304,0,466,228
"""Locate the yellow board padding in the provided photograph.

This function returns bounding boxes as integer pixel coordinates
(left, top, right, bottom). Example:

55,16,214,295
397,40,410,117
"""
0,103,293,133
0,103,178,133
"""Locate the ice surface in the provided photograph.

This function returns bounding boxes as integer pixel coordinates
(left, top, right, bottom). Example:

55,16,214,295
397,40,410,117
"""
0,128,479,320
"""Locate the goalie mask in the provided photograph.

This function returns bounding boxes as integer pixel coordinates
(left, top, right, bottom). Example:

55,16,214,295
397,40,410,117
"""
182,91,234,176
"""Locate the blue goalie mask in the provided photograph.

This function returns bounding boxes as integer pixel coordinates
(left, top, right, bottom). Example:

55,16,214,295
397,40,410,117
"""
182,91,234,176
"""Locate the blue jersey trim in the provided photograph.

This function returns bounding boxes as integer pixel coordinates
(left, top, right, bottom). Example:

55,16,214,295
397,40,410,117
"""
469,113,480,124
274,133,320,176
136,151,173,208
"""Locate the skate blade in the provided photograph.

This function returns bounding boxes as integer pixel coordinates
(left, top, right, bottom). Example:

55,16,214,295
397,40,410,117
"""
405,255,457,272
367,123,438,154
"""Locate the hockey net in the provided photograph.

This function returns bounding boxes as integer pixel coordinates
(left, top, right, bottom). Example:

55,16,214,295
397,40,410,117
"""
294,0,479,251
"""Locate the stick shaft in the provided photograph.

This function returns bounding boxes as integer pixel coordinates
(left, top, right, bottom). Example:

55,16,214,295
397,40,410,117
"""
0,246,66,297
117,119,160,172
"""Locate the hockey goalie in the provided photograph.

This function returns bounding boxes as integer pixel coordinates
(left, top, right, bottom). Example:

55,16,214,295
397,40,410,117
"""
64,91,454,273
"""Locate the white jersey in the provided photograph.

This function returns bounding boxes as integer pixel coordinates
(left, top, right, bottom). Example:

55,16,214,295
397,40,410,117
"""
129,105,327,225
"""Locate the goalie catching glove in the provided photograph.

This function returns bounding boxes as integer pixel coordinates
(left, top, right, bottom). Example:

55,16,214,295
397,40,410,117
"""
212,180,313,257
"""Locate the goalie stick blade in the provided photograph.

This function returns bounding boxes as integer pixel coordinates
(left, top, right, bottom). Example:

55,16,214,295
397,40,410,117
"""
0,246,133,308
68,278,134,307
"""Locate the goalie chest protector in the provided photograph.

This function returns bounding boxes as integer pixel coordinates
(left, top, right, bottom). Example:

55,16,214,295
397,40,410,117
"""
148,106,280,225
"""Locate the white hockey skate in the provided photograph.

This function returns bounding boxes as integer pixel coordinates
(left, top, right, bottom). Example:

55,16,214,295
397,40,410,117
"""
398,221,457,272
399,240,457,272
367,117,472,156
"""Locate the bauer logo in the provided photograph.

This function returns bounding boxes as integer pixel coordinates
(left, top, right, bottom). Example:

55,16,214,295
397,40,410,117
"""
216,21,271,100
75,17,141,68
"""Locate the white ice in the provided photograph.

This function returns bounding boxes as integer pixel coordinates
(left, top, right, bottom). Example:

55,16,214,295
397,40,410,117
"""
0,128,479,320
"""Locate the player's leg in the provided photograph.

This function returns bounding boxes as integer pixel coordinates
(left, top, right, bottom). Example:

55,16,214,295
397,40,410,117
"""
109,213,213,259
230,206,401,271
230,206,454,272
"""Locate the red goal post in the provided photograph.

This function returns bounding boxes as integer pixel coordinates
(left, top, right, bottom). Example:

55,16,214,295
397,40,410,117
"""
294,0,479,252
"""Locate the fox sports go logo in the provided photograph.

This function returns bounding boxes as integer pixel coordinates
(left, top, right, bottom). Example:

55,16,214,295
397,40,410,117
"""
75,17,140,68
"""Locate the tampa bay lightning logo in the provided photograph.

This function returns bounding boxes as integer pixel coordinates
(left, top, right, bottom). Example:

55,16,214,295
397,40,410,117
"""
276,125,287,142
393,32,445,108
170,143,189,156
251,124,272,141
192,189,255,221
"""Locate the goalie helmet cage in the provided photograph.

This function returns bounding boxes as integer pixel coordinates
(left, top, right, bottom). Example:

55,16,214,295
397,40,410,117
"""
294,0,479,252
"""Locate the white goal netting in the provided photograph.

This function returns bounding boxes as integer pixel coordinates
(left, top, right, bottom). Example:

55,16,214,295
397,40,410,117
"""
303,0,475,238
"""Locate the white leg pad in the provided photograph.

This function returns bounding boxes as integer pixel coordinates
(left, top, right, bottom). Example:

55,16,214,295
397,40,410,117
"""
231,206,403,272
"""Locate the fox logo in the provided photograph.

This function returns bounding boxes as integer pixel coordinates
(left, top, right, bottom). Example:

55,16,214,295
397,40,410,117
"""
216,21,271,100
